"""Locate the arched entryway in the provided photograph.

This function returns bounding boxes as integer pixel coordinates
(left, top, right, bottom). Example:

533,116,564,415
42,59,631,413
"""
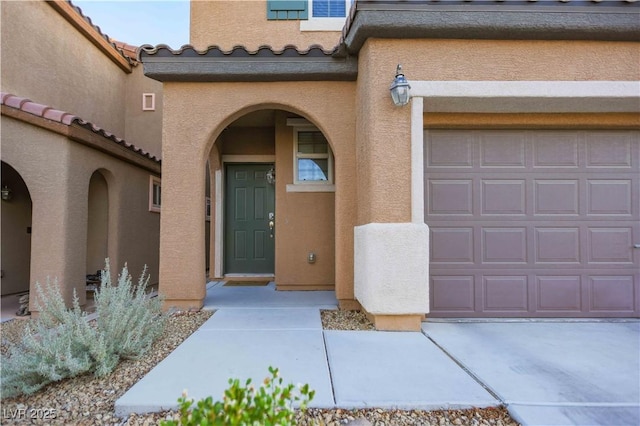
1,161,32,296
86,170,109,276
207,108,336,291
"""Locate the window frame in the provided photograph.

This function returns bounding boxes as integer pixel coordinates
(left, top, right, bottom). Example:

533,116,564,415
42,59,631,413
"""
149,175,161,213
300,0,351,31
142,93,156,111
286,119,335,193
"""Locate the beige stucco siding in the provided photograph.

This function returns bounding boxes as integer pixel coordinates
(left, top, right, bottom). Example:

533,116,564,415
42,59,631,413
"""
124,66,164,159
355,41,413,225
274,112,335,289
159,81,355,308
0,1,128,136
190,0,340,51
372,39,640,82
1,116,160,311
220,127,276,156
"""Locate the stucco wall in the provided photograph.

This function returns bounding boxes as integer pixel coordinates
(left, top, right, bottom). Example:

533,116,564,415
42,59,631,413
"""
1,116,160,311
387,39,640,82
274,112,335,288
0,1,128,136
124,66,164,159
159,81,355,308
190,0,341,51
220,127,276,155
355,41,413,225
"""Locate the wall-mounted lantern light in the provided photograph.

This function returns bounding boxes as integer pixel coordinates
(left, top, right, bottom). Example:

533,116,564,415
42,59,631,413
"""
389,64,411,107
266,167,276,185
1,185,12,201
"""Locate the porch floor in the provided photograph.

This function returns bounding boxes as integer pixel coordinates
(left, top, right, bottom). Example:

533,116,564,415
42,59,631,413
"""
202,280,338,309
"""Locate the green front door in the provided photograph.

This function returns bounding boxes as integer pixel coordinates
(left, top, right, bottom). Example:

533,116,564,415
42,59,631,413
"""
224,164,275,274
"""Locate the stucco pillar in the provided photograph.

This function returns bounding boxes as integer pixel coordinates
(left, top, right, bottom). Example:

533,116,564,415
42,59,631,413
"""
353,41,429,330
28,146,87,315
158,125,206,311
334,152,357,307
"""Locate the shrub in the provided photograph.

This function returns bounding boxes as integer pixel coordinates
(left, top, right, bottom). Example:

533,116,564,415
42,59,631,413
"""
161,366,315,426
1,261,165,398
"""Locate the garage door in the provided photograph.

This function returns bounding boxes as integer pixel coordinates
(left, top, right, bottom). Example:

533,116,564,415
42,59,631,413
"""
425,129,639,317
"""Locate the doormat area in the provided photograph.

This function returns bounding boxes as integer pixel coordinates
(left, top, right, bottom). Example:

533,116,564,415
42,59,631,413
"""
223,281,271,287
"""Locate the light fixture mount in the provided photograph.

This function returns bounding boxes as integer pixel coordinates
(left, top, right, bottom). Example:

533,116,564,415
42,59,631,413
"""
1,185,12,201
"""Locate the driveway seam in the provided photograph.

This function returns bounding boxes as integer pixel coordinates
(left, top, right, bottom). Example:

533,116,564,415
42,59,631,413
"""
421,330,504,405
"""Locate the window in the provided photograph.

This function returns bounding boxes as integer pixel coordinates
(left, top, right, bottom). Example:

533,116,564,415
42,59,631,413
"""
300,0,351,31
286,118,335,192
142,93,155,111
295,131,332,183
149,175,161,212
312,0,346,17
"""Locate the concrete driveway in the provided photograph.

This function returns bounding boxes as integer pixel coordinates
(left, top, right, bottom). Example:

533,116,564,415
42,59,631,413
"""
423,320,640,426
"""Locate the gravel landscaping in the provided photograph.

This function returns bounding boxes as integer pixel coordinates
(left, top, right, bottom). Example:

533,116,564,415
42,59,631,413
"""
1,309,518,425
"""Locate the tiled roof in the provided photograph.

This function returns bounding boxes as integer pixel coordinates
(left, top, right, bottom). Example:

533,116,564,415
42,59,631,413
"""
0,92,160,163
138,44,337,60
110,39,140,63
138,44,357,82
65,0,136,66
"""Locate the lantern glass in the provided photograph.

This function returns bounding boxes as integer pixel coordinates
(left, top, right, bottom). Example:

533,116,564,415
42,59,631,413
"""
389,65,411,106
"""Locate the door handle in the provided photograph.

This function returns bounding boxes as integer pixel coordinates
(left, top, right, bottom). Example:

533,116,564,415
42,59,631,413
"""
269,220,275,238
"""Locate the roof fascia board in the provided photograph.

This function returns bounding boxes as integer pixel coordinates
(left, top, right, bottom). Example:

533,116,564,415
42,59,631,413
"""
69,124,161,174
141,57,358,82
356,2,639,14
47,1,132,73
1,104,70,137
344,10,640,54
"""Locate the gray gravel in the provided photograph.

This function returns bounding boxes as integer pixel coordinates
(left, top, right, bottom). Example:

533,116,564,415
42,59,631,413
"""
0,311,213,425
1,309,519,425
321,309,375,331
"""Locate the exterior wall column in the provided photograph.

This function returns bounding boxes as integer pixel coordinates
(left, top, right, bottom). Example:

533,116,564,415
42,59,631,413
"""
353,40,429,331
27,140,88,314
158,112,206,311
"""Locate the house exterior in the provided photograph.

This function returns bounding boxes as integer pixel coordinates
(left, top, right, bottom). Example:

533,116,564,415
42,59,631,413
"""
1,1,163,313
2,0,638,328
142,0,640,330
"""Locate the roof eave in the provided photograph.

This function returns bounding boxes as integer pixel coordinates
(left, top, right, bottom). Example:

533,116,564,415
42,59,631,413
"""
139,46,358,82
343,10,640,54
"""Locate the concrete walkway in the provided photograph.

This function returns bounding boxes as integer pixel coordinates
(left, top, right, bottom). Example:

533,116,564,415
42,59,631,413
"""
116,282,640,425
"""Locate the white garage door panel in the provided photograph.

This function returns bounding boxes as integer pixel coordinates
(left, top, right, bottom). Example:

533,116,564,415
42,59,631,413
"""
425,129,640,318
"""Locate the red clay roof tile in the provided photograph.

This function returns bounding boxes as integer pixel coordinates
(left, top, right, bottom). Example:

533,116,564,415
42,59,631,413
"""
1,92,160,163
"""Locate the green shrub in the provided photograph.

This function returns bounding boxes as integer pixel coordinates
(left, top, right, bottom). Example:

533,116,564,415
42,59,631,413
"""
161,366,315,426
1,261,165,398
